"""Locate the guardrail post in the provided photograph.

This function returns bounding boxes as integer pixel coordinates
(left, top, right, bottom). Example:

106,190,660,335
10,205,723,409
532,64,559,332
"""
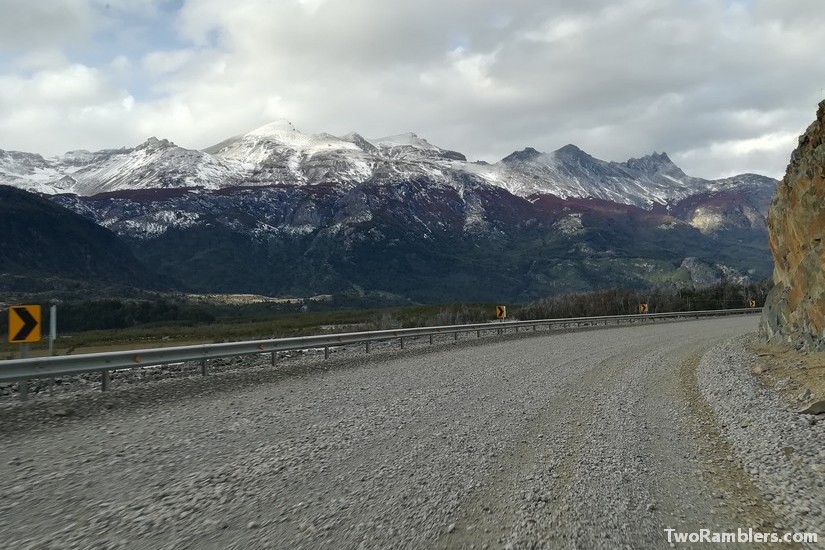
400,338,405,350
453,332,458,341
271,352,277,366
101,370,111,392
366,341,371,353
324,346,329,360
201,359,208,376
18,380,28,401
477,330,480,338
429,335,433,345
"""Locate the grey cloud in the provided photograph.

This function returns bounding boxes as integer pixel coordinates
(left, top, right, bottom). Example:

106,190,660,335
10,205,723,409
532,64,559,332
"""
0,0,96,51
1,0,823,180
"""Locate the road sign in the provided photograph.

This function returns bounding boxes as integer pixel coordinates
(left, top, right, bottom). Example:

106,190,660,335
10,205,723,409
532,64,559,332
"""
748,300,757,308
496,305,507,319
639,303,649,314
8,305,41,343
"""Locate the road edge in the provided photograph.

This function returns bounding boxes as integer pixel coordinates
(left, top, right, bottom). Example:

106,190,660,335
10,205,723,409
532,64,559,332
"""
696,334,824,545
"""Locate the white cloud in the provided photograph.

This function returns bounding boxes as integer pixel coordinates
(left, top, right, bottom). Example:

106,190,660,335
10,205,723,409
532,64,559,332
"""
0,0,96,50
676,131,800,179
0,0,823,180
142,49,197,77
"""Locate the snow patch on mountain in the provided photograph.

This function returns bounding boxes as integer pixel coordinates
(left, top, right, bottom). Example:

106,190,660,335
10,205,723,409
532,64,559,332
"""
462,193,489,232
554,212,585,236
119,210,201,237
689,207,726,233
372,132,437,150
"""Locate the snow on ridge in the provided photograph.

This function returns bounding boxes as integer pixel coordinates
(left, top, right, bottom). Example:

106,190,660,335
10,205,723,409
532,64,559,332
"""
241,121,362,154
0,120,776,205
246,119,299,137
371,132,439,151
489,143,776,208
212,122,369,169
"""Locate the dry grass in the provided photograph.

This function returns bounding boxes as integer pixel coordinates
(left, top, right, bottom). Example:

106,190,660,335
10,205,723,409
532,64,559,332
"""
748,339,825,409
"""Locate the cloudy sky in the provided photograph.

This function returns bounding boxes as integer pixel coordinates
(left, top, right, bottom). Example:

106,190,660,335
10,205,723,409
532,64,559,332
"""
1,0,823,179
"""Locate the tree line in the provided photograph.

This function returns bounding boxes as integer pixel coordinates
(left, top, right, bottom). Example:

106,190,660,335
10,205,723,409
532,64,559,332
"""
0,299,217,335
517,280,772,320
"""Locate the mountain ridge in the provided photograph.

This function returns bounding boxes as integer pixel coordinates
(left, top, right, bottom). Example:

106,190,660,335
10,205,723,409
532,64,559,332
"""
0,122,779,302
0,121,775,212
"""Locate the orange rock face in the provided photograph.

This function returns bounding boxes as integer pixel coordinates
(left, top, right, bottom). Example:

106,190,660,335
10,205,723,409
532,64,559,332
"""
761,100,825,349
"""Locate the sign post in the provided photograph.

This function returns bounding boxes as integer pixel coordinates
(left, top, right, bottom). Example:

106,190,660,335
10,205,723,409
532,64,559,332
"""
48,305,57,356
9,305,41,401
48,305,57,396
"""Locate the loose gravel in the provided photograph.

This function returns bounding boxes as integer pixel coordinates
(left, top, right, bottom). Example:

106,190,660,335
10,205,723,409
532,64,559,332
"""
0,316,805,549
698,335,825,547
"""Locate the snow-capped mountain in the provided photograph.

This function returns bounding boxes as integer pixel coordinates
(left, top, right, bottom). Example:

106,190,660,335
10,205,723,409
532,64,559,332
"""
2,122,780,301
204,121,469,188
485,145,758,208
0,150,66,194
0,138,248,196
205,121,374,186
0,121,774,211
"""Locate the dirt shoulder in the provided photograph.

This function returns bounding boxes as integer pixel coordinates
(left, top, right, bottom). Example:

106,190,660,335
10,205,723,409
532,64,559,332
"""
748,340,825,412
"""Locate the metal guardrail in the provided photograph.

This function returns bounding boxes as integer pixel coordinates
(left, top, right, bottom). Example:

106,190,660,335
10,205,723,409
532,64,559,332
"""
1,308,761,397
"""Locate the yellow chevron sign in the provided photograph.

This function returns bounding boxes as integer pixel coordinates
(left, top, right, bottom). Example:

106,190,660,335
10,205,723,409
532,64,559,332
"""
8,305,41,343
639,303,649,314
496,305,507,319
748,300,757,308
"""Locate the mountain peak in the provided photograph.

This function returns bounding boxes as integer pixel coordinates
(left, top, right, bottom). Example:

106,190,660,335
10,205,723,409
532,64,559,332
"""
247,119,299,138
137,137,174,150
501,147,543,164
629,151,673,164
557,143,582,153
622,151,682,175
553,144,590,158
341,132,378,152
372,132,436,149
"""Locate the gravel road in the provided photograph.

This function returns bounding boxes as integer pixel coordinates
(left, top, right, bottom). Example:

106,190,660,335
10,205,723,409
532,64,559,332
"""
0,316,799,549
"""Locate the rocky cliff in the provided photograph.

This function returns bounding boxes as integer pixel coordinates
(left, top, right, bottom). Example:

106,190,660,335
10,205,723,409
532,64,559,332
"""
761,100,825,350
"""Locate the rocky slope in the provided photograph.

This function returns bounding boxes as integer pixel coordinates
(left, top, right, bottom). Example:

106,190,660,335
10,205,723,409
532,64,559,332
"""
48,181,773,302
761,100,825,350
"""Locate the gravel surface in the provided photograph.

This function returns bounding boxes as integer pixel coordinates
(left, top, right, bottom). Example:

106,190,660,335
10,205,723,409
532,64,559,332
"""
698,336,825,547
0,316,802,549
